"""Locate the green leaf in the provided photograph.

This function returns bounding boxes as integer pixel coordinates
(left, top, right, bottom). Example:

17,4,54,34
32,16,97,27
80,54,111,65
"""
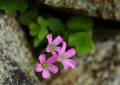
29,23,40,37
38,28,48,41
68,32,94,55
19,9,38,25
76,39,94,55
67,16,93,31
34,38,41,48
48,17,64,32
29,17,49,48
37,17,48,42
0,0,28,14
37,17,48,28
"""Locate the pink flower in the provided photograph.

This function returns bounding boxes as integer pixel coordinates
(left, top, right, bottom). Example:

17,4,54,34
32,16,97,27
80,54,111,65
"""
57,42,77,70
46,34,63,53
35,54,58,78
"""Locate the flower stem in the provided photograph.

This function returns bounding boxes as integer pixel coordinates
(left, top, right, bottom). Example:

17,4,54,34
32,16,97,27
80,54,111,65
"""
27,61,38,76
40,49,46,54
27,49,46,79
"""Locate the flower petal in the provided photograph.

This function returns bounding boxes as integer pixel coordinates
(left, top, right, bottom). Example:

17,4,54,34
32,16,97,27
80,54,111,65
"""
46,55,57,64
46,45,51,52
42,69,50,78
47,34,52,44
52,51,57,57
39,54,46,63
64,59,77,69
58,42,66,55
64,48,76,58
61,61,69,70
48,64,58,74
53,35,63,46
35,64,43,72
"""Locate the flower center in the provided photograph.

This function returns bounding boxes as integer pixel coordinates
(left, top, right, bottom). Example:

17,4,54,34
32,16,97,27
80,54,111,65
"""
41,62,48,69
57,55,65,62
49,44,54,50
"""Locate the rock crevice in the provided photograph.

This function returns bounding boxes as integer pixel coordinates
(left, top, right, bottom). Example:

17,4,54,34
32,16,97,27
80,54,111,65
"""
40,0,120,20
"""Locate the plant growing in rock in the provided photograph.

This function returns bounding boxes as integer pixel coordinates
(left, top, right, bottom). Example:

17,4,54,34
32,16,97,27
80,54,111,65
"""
0,0,94,55
35,34,77,78
0,0,94,79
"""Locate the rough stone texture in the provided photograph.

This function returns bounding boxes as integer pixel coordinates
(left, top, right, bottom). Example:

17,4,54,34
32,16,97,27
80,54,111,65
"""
42,35,120,85
39,0,120,20
0,14,40,85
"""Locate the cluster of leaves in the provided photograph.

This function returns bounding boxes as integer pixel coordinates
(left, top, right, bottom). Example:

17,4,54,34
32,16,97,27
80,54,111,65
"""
0,0,28,14
29,16,65,47
29,16,94,55
0,0,94,55
67,16,94,55
29,17,48,47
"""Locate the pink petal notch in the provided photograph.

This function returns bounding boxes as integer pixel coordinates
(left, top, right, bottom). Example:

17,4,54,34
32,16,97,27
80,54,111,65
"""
64,59,77,69
64,48,76,58
62,61,69,70
42,69,50,78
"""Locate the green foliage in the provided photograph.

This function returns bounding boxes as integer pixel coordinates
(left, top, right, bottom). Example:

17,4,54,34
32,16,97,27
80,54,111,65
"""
67,16,93,31
48,17,64,32
29,23,40,36
34,38,41,48
68,31,94,55
0,0,28,14
67,16,94,55
37,17,48,28
29,17,48,47
29,15,94,54
18,0,41,25
29,16,66,47
0,0,94,55
19,9,38,25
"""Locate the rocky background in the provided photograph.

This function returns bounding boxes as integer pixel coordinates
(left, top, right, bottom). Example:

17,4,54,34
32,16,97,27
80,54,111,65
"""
0,0,120,85
0,14,41,85
39,0,120,20
42,35,120,85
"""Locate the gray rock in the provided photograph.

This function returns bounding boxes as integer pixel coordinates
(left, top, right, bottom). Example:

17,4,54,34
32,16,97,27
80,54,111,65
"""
39,0,120,20
0,14,40,85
